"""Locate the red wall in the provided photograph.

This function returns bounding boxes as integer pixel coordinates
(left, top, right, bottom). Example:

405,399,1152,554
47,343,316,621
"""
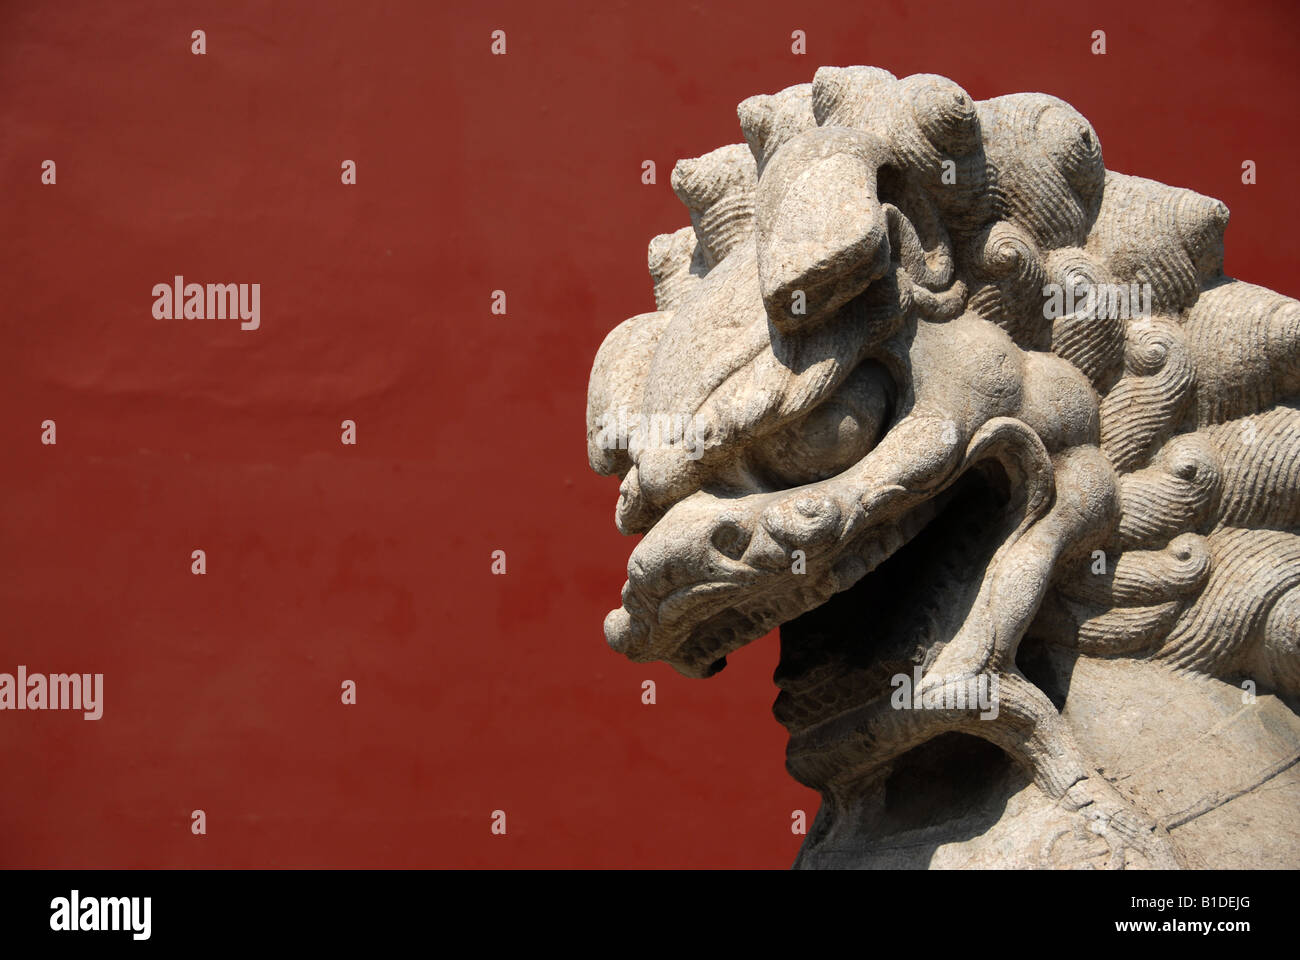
2,0,1296,868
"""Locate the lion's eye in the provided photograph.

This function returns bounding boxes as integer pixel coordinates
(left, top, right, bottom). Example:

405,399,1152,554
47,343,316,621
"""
748,361,893,487
711,520,752,560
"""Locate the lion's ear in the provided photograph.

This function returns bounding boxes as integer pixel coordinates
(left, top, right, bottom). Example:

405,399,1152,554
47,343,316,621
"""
755,127,893,334
738,83,815,178
586,311,672,476
670,144,757,271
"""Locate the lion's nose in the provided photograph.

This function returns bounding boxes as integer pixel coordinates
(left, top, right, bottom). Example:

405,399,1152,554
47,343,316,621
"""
709,494,845,572
709,518,751,560
603,603,648,656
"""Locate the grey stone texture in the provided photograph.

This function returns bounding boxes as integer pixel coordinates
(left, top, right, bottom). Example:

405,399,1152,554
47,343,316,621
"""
586,67,1300,869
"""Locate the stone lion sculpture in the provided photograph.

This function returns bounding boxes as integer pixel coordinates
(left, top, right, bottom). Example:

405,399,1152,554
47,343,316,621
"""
585,67,1299,868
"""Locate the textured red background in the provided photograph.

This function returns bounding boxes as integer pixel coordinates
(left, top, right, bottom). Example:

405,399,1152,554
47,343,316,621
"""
1,0,1296,868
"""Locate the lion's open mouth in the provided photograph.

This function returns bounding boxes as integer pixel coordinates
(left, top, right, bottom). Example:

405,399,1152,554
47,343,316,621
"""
605,457,1015,689
774,463,1013,734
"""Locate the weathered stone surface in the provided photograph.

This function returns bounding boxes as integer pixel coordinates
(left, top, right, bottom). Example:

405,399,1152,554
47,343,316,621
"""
586,66,1300,869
